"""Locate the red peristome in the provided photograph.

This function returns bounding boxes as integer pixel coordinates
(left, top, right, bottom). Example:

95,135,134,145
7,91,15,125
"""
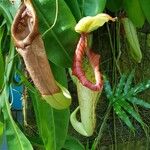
72,34,103,92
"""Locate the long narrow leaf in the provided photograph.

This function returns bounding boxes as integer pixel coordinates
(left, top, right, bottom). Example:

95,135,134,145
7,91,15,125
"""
1,86,33,150
113,103,134,131
5,42,16,82
119,99,144,127
130,80,150,95
127,97,150,109
0,27,5,90
124,70,135,94
115,74,126,97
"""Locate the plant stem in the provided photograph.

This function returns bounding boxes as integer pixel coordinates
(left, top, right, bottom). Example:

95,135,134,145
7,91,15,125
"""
116,20,122,75
113,110,117,150
93,103,112,149
106,23,116,83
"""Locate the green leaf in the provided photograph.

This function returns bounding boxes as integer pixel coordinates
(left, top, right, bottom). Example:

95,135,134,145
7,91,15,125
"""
118,99,144,127
0,28,5,90
32,0,78,67
20,68,70,150
0,1,33,150
106,0,123,12
1,86,33,150
130,80,150,95
83,0,106,16
64,0,82,21
127,97,150,109
30,91,70,150
53,108,70,150
113,103,134,131
26,135,44,149
115,74,126,97
5,41,16,81
63,135,85,150
124,70,135,94
105,74,149,132
123,0,145,27
0,0,21,28
139,0,150,24
50,62,68,88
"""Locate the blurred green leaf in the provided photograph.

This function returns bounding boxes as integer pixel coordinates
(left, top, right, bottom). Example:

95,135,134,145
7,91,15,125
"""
106,0,123,12
64,0,82,21
0,0,21,29
123,0,145,27
139,0,150,24
82,0,106,16
63,135,85,150
32,0,78,67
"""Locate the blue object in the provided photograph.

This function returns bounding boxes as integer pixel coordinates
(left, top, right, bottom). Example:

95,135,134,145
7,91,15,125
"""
9,74,23,110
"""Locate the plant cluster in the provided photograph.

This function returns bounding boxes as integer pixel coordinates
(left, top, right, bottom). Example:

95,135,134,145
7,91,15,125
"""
0,0,150,150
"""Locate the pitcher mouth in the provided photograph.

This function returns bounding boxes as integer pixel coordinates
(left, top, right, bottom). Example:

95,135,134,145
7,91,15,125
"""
72,34,103,91
11,1,38,49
